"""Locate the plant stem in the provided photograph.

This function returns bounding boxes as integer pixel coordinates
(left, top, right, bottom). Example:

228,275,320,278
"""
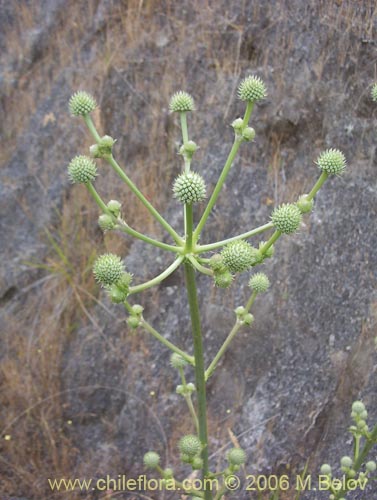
307,171,328,201
193,103,254,242
187,256,213,276
259,230,281,254
184,262,211,500
128,257,184,294
179,367,199,433
180,112,189,144
131,313,195,366
83,115,182,245
185,204,194,251
195,222,274,253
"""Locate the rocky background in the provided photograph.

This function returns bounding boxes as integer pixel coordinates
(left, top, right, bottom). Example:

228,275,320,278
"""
1,1,377,499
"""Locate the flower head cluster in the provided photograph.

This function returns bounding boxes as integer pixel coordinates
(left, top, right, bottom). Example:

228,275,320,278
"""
93,253,125,286
249,273,270,294
67,155,97,184
173,172,206,204
69,91,97,116
221,240,257,274
271,203,302,234
238,76,267,102
169,91,195,113
316,149,346,175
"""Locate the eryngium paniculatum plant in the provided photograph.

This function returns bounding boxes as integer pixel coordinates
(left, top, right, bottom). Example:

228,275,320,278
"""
66,77,376,500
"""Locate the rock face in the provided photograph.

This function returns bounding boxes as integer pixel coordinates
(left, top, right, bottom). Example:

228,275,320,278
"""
1,1,376,499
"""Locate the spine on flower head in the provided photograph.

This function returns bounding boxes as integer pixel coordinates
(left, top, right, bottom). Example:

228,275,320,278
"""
69,91,97,116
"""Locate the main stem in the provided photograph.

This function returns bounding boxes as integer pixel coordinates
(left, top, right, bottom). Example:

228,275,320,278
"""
184,262,211,500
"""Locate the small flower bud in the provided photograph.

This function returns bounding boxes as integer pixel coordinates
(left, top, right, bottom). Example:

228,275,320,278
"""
131,304,144,316
176,385,184,395
316,149,346,175
180,453,192,464
366,461,376,472
209,254,226,273
178,435,202,457
227,447,246,466
180,140,198,158
93,253,125,286
108,284,127,303
69,91,97,116
68,155,97,184
98,214,115,232
173,172,206,204
143,451,160,469
238,75,267,102
214,270,233,288
221,240,255,273
352,401,366,415
231,118,244,131
90,144,101,158
170,353,188,370
234,306,246,317
243,313,254,325
116,272,133,292
191,457,203,470
347,469,356,478
107,200,122,217
340,456,353,469
127,316,140,329
296,194,314,214
93,135,116,158
271,203,302,234
249,273,270,294
163,468,174,479
186,383,196,392
169,91,195,113
242,127,256,141
320,464,332,476
371,83,377,102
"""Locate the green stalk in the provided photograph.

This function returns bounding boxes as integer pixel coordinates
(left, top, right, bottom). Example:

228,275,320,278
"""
128,257,184,294
86,182,180,253
180,112,189,145
185,204,194,251
184,261,211,500
195,222,274,253
193,102,254,241
187,256,213,276
259,230,281,255
307,171,328,201
179,367,199,433
83,115,182,245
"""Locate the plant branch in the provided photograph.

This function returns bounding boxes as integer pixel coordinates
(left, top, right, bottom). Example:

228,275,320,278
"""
179,367,199,433
128,256,184,294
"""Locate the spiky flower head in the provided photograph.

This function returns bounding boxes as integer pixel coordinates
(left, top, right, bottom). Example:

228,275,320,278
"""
143,451,160,469
69,91,97,116
249,273,270,294
371,83,377,102
221,240,255,273
227,448,246,466
67,155,97,184
178,435,202,457
173,171,206,204
170,353,188,370
169,91,195,113
238,75,267,102
93,253,125,286
214,270,233,288
271,203,302,234
316,149,346,175
352,401,366,415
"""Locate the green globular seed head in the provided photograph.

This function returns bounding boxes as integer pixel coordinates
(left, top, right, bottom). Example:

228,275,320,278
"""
238,75,267,102
249,273,270,294
173,171,206,204
371,83,377,102
69,91,97,116
366,461,376,472
191,457,203,470
143,451,160,469
98,214,115,232
316,149,346,175
271,203,302,234
352,401,366,414
340,456,353,469
68,155,97,184
296,194,314,214
242,127,256,141
107,200,122,217
243,313,254,325
169,91,195,113
178,435,202,457
209,254,226,273
320,464,332,475
221,240,255,273
170,353,188,370
214,270,233,288
108,284,127,303
127,316,140,329
93,253,125,286
227,447,246,466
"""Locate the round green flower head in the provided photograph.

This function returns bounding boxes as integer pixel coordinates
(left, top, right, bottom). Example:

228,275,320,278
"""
316,149,346,175
178,435,202,457
366,460,376,472
143,451,160,469
93,253,125,286
170,353,187,370
209,254,226,273
320,464,332,476
173,171,206,204
340,456,353,469
67,155,97,184
69,91,97,116
98,214,115,232
249,273,270,294
352,401,366,415
271,203,302,234
238,75,267,102
371,83,377,102
169,91,195,113
214,270,233,288
227,447,246,466
221,240,254,273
